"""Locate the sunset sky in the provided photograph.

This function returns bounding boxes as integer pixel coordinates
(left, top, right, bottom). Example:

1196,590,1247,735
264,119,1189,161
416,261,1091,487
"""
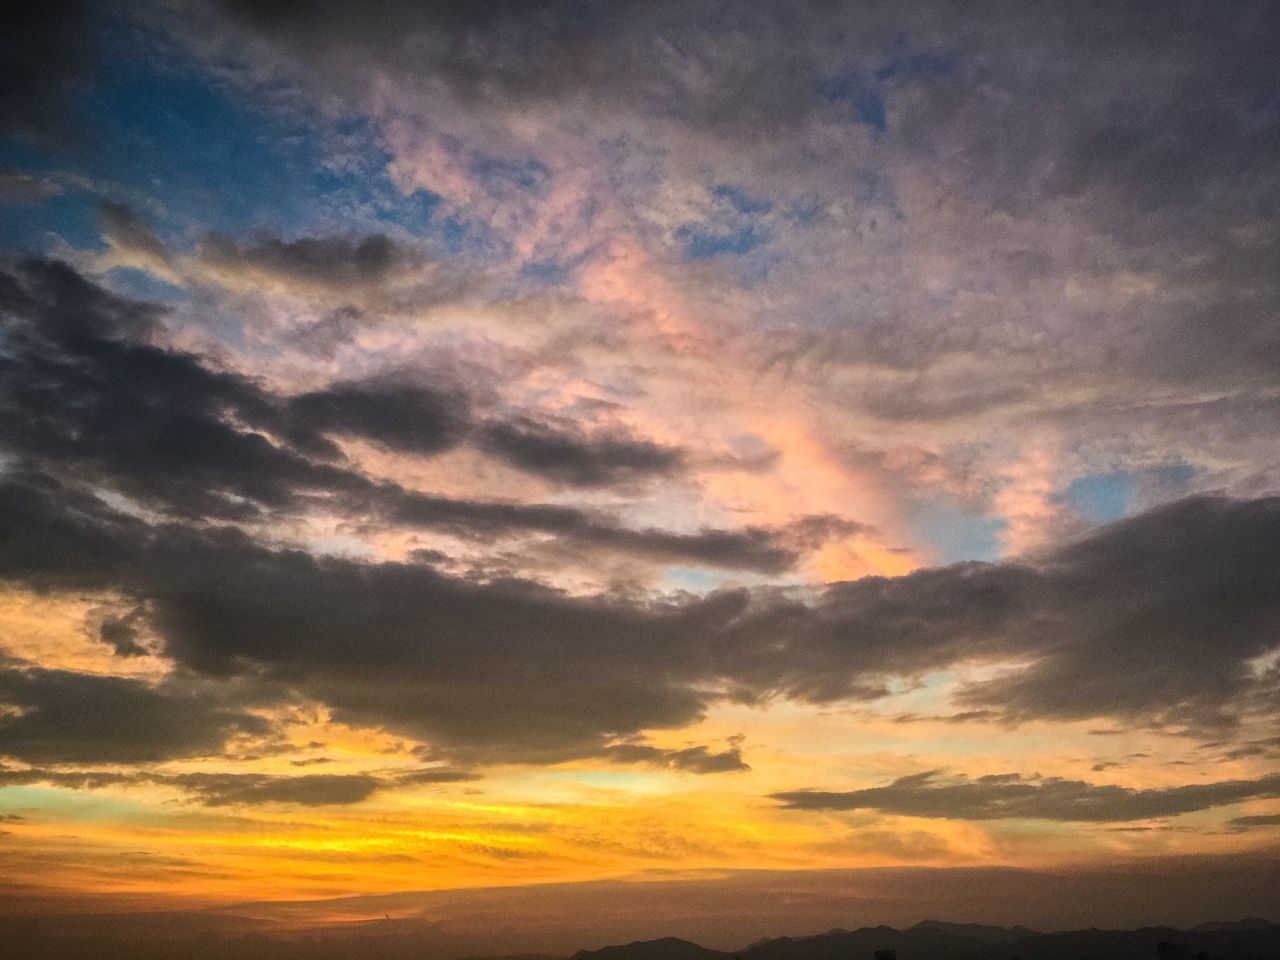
1,0,1278,942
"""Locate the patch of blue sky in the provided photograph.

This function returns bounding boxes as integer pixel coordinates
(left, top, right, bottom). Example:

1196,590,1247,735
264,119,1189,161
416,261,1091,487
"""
677,223,768,260
824,41,953,133
908,497,1006,563
369,186,443,239
0,785,157,824
0,187,100,253
520,254,590,287
712,183,772,216
1150,461,1195,488
822,72,887,131
782,196,826,226
80,43,329,239
7,20,452,254
1064,464,1195,525
100,266,189,305
520,259,573,286
882,668,960,713
1063,472,1137,524
663,567,731,594
674,182,774,262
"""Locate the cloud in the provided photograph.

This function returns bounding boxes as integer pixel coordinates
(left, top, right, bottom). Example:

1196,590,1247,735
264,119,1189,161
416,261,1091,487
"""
394,767,481,785
0,258,358,520
3,458,1278,767
602,741,749,774
289,378,471,456
95,201,175,270
0,259,804,572
0,1,96,143
195,0,1280,485
0,168,64,204
0,765,135,790
0,659,269,764
1226,814,1280,832
476,417,685,488
161,772,385,806
2,261,1279,763
0,765,428,806
196,232,414,293
772,770,1280,822
96,606,150,658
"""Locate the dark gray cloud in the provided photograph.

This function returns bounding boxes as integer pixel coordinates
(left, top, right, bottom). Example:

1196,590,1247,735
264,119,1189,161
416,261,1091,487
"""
209,0,1280,213
96,605,150,658
2,261,1279,765
0,659,269,764
0,765,468,806
773,770,1280,822
0,1,96,143
1226,814,1280,832
602,742,749,775
0,168,63,204
0,259,798,572
0,257,357,519
385,486,803,573
1,461,1277,766
197,232,412,291
289,378,471,456
477,418,685,488
203,0,1280,443
951,496,1280,730
162,771,385,806
0,765,135,790
96,201,173,267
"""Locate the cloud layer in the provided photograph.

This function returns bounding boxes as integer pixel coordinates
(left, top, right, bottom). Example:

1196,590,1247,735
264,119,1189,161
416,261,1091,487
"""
0,0,1277,911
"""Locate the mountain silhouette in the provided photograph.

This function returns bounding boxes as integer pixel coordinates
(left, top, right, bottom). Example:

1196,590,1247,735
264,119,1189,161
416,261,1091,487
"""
4,915,1279,959
565,921,1280,960
573,937,728,960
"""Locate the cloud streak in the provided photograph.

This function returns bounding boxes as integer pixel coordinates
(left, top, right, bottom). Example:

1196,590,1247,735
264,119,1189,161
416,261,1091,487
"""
773,770,1280,822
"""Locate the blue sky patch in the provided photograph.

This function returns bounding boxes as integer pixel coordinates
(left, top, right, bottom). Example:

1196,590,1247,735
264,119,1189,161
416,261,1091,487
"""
823,73,887,131
678,223,767,259
1064,472,1136,524
908,497,1005,563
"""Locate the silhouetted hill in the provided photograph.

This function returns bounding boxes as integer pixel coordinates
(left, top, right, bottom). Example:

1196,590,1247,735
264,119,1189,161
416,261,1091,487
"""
572,922,1280,960
573,938,727,960
738,924,993,960
909,919,1040,943
3,915,1280,959
1194,918,1279,932
745,923,1280,960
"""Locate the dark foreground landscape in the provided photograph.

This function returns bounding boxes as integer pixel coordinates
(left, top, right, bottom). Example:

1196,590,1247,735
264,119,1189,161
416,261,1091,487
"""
4,917,1279,960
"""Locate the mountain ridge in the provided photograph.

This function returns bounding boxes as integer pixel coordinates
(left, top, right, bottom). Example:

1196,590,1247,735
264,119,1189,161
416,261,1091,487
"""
569,919,1280,960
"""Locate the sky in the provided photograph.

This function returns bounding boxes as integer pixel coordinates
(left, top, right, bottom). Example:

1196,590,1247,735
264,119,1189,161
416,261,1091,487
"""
0,0,1278,943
